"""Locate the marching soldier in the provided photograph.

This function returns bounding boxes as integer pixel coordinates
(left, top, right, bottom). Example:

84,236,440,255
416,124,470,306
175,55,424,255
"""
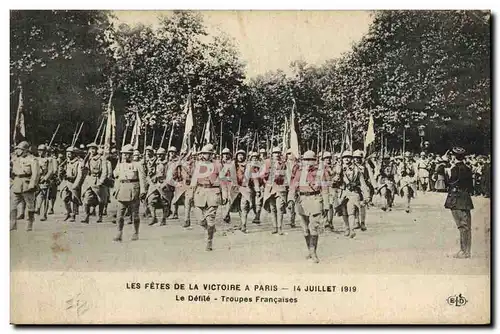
319,151,338,231
10,141,40,231
352,150,372,230
142,145,156,218
35,144,55,221
285,149,298,228
262,147,288,235
192,144,227,251
167,146,180,219
288,150,326,263
80,142,107,224
416,151,430,192
171,149,196,228
226,149,254,233
376,154,398,212
132,150,141,162
47,148,60,215
337,150,370,237
249,151,264,225
397,151,418,213
113,144,146,241
60,146,83,221
444,147,474,259
146,148,171,226
259,148,268,161
221,148,234,224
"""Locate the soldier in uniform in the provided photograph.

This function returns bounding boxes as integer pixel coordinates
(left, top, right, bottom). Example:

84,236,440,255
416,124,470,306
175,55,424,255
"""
146,148,171,226
80,142,107,224
444,147,474,259
142,145,156,218
112,144,146,241
376,154,398,212
337,150,370,237
352,150,373,230
59,146,83,221
10,141,40,231
285,149,298,228
319,151,337,231
220,148,234,224
192,144,226,251
47,147,60,215
397,151,418,213
170,150,195,228
416,151,430,192
249,151,264,225
288,150,326,263
262,147,288,235
166,146,180,219
35,144,55,221
259,148,268,161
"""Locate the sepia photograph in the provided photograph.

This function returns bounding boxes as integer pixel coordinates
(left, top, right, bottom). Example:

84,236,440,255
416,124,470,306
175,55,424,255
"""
9,9,491,324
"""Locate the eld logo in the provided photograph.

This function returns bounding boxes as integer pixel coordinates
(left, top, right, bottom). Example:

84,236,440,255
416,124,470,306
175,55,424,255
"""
447,294,468,307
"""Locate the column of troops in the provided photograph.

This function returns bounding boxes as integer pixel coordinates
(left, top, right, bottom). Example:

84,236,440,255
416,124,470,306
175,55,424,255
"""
11,140,489,261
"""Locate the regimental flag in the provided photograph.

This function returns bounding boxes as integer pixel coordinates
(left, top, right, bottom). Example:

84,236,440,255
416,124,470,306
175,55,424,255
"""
181,93,193,152
111,106,116,145
13,83,26,144
364,113,375,155
289,99,300,158
204,112,212,144
130,110,142,150
282,116,289,154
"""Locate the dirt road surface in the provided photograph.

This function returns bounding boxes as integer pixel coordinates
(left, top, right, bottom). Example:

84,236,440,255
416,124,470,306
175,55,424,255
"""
10,191,490,275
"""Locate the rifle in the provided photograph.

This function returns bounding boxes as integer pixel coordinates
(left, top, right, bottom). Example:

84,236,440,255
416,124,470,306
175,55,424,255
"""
48,124,60,148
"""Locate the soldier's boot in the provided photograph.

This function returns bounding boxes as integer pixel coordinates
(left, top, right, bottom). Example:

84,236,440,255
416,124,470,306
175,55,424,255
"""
309,235,320,263
142,206,151,218
26,211,35,232
252,208,261,224
49,199,56,215
96,204,104,223
239,212,248,233
131,220,140,241
327,208,334,231
172,204,179,220
343,216,351,237
353,215,361,230
70,203,78,222
63,201,72,221
183,202,192,228
103,203,108,216
289,210,296,228
206,225,215,251
223,214,231,224
183,220,191,228
388,194,394,211
304,235,312,259
405,197,411,213
271,212,278,234
80,205,90,224
113,218,124,242
90,206,96,216
148,207,158,226
17,202,25,220
160,207,167,226
348,216,356,238
453,228,467,258
464,229,472,258
359,207,367,231
10,209,17,231
277,212,284,235
39,199,48,221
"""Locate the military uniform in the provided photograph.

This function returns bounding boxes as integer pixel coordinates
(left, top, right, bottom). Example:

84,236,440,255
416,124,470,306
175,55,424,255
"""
318,152,338,230
113,144,147,241
288,151,326,263
146,148,171,226
171,152,196,228
338,151,370,237
396,152,418,213
60,147,83,221
249,152,264,224
35,144,56,221
285,150,299,228
262,147,288,235
166,146,180,219
444,147,474,258
80,143,107,223
376,155,398,211
10,141,40,231
192,144,226,251
416,153,430,191
220,148,234,224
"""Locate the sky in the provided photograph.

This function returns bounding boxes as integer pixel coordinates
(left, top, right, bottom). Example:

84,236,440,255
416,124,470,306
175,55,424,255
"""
113,10,374,77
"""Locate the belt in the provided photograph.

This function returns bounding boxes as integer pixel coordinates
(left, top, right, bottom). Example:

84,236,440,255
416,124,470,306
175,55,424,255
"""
90,174,101,177
65,177,76,182
121,179,139,183
197,184,219,188
15,174,31,178
300,190,320,196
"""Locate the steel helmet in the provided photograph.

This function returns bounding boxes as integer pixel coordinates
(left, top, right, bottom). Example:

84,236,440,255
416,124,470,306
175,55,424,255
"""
353,150,364,158
156,148,166,155
168,146,177,153
120,144,134,154
342,150,353,158
302,150,316,160
322,151,332,159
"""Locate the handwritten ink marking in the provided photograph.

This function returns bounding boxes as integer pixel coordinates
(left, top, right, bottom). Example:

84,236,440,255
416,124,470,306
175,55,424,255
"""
65,293,90,317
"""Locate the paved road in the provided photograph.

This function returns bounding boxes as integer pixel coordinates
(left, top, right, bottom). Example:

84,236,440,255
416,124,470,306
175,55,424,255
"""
10,192,490,275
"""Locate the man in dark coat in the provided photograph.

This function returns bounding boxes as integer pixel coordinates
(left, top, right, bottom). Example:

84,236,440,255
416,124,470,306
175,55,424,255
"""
444,147,474,259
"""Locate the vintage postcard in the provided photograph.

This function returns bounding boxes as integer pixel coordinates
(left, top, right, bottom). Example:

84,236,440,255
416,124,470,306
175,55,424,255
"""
9,10,490,324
